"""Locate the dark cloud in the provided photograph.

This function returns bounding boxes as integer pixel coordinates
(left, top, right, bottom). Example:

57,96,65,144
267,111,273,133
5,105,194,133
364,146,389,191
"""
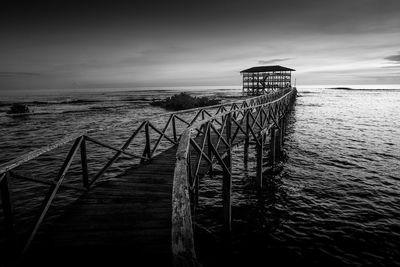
258,58,292,65
385,52,400,63
0,72,40,77
2,0,400,35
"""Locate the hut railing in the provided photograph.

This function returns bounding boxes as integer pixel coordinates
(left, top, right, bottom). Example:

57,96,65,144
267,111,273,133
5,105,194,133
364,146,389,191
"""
0,88,293,257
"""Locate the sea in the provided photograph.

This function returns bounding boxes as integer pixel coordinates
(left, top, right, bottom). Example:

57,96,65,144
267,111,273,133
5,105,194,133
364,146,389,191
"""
0,85,399,266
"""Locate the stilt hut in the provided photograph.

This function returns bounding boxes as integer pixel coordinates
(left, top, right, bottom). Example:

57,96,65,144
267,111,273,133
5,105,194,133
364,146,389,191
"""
240,65,295,96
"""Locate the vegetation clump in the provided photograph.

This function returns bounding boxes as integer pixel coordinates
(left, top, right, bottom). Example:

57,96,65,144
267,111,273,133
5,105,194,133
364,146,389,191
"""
151,92,221,111
7,103,31,114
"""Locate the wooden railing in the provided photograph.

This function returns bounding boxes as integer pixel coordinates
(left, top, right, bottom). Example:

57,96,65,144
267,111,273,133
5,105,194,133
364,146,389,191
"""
171,88,297,266
0,88,294,260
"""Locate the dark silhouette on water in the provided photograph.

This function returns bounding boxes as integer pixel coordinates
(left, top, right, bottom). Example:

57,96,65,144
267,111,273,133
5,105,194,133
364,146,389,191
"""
6,103,31,115
151,92,221,111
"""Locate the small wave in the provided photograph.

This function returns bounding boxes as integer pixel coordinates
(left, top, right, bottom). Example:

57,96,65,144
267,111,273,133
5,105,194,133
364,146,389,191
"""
125,98,152,102
61,109,99,114
88,105,127,111
297,103,322,107
326,158,363,169
31,99,102,105
299,91,318,94
3,111,56,117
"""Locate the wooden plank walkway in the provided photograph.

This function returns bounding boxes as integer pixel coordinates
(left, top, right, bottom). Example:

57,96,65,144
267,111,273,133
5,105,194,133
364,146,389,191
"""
23,125,248,266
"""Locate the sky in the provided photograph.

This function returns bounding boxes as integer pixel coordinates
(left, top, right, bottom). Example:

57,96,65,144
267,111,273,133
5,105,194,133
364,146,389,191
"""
1,0,400,91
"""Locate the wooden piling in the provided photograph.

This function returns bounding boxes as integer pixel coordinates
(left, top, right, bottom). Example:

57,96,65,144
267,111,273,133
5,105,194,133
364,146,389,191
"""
256,133,264,188
222,156,231,233
141,122,151,164
207,123,214,175
243,112,250,168
80,137,89,189
269,127,276,166
275,124,282,160
0,172,16,248
243,140,249,168
280,117,286,146
222,113,232,233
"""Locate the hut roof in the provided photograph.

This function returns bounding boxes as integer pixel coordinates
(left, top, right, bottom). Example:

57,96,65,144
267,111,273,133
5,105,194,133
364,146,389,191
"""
240,65,295,73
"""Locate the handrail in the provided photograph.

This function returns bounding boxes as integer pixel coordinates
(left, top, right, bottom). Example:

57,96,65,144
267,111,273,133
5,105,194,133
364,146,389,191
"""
171,129,197,266
186,88,294,132
0,132,85,175
170,88,297,266
0,89,289,175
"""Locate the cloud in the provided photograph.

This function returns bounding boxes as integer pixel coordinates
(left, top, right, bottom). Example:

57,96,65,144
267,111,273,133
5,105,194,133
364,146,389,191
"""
381,65,400,69
0,71,40,77
385,52,400,63
258,58,292,65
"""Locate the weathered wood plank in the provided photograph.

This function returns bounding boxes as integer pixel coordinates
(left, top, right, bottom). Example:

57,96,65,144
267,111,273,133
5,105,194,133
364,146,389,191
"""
171,130,198,267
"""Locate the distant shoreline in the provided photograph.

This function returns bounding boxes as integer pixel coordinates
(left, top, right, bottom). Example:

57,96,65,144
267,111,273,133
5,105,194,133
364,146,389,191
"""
325,87,400,91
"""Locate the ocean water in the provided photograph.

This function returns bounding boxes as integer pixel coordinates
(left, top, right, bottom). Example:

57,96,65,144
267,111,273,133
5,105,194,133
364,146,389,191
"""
1,87,399,266
196,87,400,266
0,87,241,229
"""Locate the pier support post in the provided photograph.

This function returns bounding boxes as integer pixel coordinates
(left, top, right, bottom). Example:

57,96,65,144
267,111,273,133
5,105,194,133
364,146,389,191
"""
275,123,282,160
280,117,286,146
243,111,250,169
172,115,177,143
207,124,213,176
243,140,249,169
256,133,264,188
222,113,232,233
222,156,231,233
80,137,89,189
194,174,199,210
141,122,151,164
269,127,276,166
0,172,16,252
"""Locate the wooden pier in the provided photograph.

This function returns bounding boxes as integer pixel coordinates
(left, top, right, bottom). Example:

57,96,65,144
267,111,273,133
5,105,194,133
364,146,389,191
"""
0,88,297,266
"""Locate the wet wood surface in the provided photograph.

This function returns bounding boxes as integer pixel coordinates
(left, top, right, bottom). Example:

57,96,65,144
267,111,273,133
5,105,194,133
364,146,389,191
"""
25,124,249,266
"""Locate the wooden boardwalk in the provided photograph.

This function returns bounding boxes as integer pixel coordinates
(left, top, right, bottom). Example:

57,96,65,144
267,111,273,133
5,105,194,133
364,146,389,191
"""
25,126,243,266
27,147,178,265
0,88,297,267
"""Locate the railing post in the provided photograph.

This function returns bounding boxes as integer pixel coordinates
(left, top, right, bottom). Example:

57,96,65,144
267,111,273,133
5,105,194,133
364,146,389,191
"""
172,115,177,143
256,133,264,188
0,172,16,250
194,173,199,210
141,122,151,164
269,127,276,166
22,137,83,255
222,113,232,233
281,117,286,146
196,110,206,138
207,122,213,175
275,121,282,160
80,136,89,189
244,111,249,168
